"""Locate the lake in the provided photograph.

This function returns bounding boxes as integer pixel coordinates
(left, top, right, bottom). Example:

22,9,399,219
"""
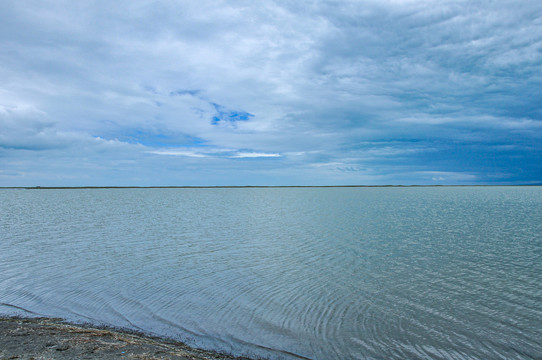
1,187,541,359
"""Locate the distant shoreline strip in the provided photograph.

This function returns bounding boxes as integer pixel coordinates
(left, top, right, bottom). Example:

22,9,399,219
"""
1,184,541,189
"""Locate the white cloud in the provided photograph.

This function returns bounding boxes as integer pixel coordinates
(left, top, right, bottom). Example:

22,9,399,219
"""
416,171,477,182
232,152,281,158
147,150,208,158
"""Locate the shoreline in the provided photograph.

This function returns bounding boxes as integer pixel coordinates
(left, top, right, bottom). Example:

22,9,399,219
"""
0,316,255,360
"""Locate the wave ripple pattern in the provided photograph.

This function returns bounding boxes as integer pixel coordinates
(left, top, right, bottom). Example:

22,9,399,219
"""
1,187,541,359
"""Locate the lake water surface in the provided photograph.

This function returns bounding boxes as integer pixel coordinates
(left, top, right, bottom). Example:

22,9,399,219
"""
1,187,541,359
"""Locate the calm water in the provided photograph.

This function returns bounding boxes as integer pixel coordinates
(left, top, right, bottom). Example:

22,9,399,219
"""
1,187,541,359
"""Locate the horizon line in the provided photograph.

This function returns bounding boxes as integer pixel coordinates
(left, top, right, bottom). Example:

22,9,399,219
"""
1,184,541,189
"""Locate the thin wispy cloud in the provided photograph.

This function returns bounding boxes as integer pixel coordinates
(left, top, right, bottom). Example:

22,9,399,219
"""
232,152,281,158
0,0,541,185
147,150,208,158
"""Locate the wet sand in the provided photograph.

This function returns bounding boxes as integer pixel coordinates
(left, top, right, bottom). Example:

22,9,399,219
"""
0,317,254,360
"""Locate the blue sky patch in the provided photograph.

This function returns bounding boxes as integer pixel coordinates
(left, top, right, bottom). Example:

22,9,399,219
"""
210,103,254,125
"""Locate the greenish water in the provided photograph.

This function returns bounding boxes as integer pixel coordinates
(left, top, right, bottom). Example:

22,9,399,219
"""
1,187,541,359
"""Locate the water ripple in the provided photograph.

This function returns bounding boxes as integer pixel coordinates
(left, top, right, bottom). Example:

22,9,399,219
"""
1,187,541,359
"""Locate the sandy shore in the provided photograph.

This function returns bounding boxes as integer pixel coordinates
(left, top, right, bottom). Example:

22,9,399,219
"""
0,317,253,360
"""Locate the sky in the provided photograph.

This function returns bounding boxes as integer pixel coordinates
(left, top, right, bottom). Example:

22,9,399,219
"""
1,0,541,186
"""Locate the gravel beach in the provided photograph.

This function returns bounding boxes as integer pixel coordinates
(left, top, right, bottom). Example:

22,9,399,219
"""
0,317,253,360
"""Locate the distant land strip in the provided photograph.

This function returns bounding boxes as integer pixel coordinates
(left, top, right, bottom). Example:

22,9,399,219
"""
0,184,540,189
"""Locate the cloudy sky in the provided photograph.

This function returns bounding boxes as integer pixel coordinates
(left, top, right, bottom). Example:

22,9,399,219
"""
1,0,541,186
